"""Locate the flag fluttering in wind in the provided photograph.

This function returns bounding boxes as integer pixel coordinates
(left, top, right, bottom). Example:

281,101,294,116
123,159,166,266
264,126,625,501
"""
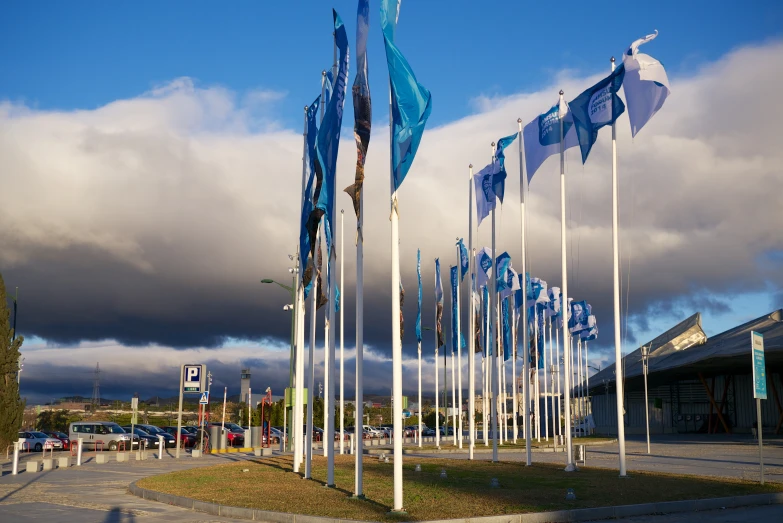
473,275,482,353
568,300,590,334
344,0,372,224
494,252,512,293
526,277,549,309
523,99,579,183
457,238,469,281
568,65,626,163
622,31,670,137
416,249,422,344
475,247,493,289
450,265,459,354
500,267,520,300
482,285,490,356
502,297,511,361
315,11,350,255
472,161,501,227
546,286,561,318
493,132,517,203
435,258,444,348
300,96,320,295
580,314,598,341
380,0,432,190
399,281,405,342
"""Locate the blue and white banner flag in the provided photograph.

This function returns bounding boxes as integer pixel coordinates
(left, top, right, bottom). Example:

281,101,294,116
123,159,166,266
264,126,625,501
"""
435,258,444,348
457,238,469,281
526,277,549,309
537,309,545,369
546,286,561,318
500,267,520,300
416,248,422,343
482,285,490,356
473,161,501,227
579,314,598,341
623,31,670,137
502,297,511,361
315,11,350,255
568,300,590,334
324,69,335,109
335,285,340,312
495,252,511,292
523,99,579,183
450,265,459,354
494,132,517,203
381,0,432,190
568,65,626,163
514,273,525,311
300,96,320,294
475,247,493,289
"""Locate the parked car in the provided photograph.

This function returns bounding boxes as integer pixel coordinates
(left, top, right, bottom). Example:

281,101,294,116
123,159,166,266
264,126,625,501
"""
206,423,245,447
18,431,63,452
160,426,197,447
133,424,176,448
42,431,71,450
362,425,381,438
68,422,135,451
121,427,155,448
421,427,436,436
439,426,454,436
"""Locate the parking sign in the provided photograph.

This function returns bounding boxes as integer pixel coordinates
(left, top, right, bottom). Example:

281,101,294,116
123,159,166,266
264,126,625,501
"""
183,364,206,393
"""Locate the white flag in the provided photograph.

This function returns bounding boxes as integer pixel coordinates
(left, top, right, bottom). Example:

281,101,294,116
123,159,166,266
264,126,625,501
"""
523,98,579,183
622,30,671,137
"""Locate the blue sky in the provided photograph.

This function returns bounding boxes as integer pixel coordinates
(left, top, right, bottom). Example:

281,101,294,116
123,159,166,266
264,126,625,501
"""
2,0,781,128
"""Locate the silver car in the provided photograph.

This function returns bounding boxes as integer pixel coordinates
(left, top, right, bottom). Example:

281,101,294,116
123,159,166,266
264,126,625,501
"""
18,431,63,452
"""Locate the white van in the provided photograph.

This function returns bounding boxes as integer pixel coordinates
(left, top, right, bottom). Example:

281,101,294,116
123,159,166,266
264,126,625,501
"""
69,421,134,451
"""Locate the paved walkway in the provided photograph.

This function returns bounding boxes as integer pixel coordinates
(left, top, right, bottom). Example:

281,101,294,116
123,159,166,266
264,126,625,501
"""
0,450,253,522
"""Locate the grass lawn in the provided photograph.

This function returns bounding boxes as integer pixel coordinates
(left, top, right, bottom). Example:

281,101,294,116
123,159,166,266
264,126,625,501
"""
137,455,781,522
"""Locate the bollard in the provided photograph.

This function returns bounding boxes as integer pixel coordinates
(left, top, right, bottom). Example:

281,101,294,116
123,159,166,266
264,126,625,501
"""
58,456,71,468
157,435,164,459
76,438,83,466
12,441,19,475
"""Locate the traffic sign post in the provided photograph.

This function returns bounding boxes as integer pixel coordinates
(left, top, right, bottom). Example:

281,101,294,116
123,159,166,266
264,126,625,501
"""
131,394,138,453
751,331,765,484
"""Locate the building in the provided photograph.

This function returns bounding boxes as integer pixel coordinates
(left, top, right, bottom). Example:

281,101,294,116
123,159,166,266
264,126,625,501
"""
588,309,783,436
240,369,251,404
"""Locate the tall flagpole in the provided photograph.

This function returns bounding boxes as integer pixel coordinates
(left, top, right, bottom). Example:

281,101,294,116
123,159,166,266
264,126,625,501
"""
468,166,475,459
484,292,489,446
512,305,517,443
389,93,404,513
544,315,549,441
611,56,627,477
354,156,365,497
417,335,422,448
534,308,540,442
518,118,532,465
435,274,440,449
456,242,463,449
490,142,499,463
293,105,308,473
560,90,576,472
339,209,345,455
451,314,457,446
556,327,561,438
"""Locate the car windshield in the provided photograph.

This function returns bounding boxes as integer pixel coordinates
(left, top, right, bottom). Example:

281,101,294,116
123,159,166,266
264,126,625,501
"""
55,432,67,438
225,423,243,431
31,432,48,439
144,426,163,434
136,429,150,436
105,425,125,434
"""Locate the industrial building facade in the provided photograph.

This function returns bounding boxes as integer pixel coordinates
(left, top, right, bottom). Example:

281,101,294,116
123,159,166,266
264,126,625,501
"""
588,309,783,436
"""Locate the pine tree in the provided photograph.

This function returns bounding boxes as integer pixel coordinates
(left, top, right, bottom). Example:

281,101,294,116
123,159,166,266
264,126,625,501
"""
0,273,24,450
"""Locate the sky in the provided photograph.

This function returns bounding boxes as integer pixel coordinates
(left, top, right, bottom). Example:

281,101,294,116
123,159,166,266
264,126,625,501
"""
1,0,782,405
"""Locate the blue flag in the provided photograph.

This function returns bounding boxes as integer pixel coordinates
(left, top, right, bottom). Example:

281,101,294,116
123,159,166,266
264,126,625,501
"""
416,249,422,343
450,265,458,354
335,285,340,312
537,307,545,369
495,252,511,292
381,0,432,190
502,297,511,361
435,258,444,348
482,285,490,356
569,300,590,334
580,314,598,341
315,11,350,254
494,132,517,203
473,161,500,227
300,97,320,298
568,65,626,163
457,238,468,281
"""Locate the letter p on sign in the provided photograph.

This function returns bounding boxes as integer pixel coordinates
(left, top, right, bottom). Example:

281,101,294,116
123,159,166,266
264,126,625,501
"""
183,364,204,392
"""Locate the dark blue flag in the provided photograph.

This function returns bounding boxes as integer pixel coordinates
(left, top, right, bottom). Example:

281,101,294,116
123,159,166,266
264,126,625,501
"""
568,65,626,163
502,297,511,361
450,265,458,354
493,132,517,203
457,238,468,281
300,97,320,297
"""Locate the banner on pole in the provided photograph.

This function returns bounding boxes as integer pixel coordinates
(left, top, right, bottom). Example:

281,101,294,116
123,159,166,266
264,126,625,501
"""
752,331,766,400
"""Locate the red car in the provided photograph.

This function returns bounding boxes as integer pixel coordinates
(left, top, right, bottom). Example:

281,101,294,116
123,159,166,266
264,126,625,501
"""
161,426,197,447
42,431,70,450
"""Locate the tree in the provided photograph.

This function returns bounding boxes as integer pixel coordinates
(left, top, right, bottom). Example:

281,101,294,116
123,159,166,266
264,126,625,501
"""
423,411,444,429
0,273,25,450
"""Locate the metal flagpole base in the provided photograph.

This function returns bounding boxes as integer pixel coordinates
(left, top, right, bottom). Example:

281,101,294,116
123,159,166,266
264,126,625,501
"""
349,495,366,500
387,510,408,516
564,463,578,472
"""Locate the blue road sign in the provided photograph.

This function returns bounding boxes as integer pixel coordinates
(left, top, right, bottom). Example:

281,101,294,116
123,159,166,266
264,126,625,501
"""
752,331,766,400
199,392,209,404
184,364,204,393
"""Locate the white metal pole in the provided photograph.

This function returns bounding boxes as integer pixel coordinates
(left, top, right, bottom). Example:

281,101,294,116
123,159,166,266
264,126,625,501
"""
585,341,591,435
435,333,440,448
456,244,463,449
324,244,332,461
11,442,18,475
758,398,764,484
418,339,422,448
560,90,575,471
221,387,227,432
482,354,487,446
517,119,532,465
340,210,345,455
326,234,336,484
451,349,456,445
544,316,549,441
305,232,318,478
468,166,475,459
512,305,518,443
556,328,561,439
534,308,540,442
643,346,651,454
576,337,582,438
611,57,627,477
490,143,499,463
391,190,403,511
354,180,364,496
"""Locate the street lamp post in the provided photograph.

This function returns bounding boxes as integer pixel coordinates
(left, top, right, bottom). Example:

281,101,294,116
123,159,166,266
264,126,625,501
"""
641,345,651,454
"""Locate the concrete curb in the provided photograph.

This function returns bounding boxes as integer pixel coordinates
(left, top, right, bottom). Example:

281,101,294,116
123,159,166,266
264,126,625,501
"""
128,481,783,523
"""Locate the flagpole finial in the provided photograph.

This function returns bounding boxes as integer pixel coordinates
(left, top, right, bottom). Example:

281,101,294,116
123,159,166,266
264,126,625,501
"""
610,56,616,63
304,105,308,111
491,142,495,147
341,209,344,214
469,164,473,168
322,70,327,76
517,118,522,123
559,90,564,96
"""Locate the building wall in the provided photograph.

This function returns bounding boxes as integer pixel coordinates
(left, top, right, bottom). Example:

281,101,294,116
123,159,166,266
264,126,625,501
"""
591,372,783,435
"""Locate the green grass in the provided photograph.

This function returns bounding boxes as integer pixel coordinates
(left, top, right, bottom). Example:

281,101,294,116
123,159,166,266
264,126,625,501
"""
137,455,781,521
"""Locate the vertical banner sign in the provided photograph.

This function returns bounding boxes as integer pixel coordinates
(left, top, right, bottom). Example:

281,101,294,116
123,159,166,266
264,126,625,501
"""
752,331,766,399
